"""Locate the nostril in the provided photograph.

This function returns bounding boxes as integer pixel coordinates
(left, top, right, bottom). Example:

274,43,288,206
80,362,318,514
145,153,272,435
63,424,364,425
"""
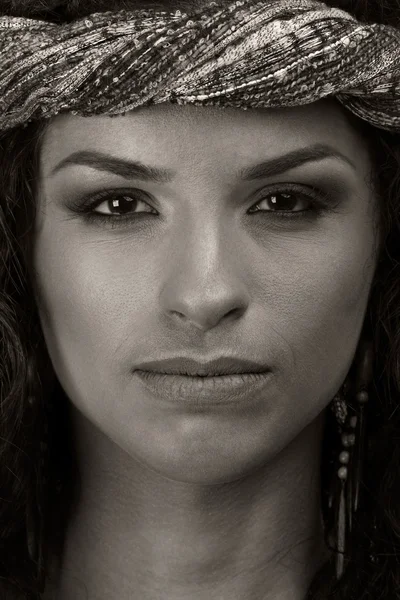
225,307,241,318
170,310,186,319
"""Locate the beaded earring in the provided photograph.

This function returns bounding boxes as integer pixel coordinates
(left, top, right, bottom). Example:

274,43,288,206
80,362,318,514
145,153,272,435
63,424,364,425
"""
329,338,374,580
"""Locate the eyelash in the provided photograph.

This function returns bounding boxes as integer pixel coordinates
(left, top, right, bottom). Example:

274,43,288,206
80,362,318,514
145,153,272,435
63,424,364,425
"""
67,184,335,228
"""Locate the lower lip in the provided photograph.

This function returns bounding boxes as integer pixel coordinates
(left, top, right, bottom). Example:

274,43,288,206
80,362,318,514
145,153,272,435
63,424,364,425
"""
133,370,273,406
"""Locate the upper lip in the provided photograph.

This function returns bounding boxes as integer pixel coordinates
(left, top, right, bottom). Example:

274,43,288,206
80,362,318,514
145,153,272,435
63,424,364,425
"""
134,356,271,377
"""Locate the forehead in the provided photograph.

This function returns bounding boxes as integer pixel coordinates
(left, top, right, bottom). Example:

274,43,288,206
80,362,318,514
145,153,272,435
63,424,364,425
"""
39,99,370,177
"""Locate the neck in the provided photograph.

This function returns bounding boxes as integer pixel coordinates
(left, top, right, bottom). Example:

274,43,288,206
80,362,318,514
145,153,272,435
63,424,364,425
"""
50,406,331,600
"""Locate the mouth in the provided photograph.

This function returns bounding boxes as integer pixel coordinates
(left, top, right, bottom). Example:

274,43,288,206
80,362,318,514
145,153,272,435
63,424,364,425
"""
133,356,272,405
133,356,271,377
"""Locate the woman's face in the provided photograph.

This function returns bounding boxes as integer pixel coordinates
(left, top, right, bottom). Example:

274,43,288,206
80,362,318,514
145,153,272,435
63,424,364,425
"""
33,100,379,483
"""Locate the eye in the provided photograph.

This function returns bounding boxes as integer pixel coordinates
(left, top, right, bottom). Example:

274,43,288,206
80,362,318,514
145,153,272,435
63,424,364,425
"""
93,192,157,216
248,190,313,214
67,183,335,230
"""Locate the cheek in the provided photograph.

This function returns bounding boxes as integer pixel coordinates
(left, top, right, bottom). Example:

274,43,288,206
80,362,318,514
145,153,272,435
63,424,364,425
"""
31,227,158,402
276,237,373,326
251,218,377,404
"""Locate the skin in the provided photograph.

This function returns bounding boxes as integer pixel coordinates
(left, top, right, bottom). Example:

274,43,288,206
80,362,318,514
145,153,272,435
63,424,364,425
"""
32,99,379,600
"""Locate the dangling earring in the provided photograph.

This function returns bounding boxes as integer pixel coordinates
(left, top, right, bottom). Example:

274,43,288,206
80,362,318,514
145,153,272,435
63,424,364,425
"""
329,338,374,581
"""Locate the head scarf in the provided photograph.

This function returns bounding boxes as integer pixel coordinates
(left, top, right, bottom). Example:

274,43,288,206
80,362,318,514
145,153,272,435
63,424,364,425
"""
0,0,399,132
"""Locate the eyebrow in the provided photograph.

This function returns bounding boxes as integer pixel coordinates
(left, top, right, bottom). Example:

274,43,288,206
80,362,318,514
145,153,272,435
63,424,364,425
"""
49,143,356,182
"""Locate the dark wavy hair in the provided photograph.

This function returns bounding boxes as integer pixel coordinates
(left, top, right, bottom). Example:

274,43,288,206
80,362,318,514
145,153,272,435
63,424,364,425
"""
1,0,400,598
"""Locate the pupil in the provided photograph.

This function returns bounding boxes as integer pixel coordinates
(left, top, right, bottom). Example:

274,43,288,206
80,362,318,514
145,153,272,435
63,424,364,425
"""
110,196,137,214
271,193,296,211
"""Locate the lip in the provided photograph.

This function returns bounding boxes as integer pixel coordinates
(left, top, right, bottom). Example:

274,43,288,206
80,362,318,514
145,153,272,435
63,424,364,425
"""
133,371,273,406
134,356,270,377
133,356,272,406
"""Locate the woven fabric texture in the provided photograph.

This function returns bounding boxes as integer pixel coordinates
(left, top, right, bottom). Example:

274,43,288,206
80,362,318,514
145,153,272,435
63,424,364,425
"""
0,0,400,131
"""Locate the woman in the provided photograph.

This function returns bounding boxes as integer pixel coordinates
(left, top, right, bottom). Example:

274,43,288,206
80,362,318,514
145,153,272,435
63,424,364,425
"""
0,0,399,598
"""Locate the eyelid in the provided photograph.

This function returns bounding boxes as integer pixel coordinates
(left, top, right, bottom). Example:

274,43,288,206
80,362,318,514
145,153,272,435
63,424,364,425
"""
65,187,157,214
251,182,342,212
93,190,157,214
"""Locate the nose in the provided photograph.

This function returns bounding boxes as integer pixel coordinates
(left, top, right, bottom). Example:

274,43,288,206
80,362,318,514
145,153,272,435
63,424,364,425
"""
159,221,250,332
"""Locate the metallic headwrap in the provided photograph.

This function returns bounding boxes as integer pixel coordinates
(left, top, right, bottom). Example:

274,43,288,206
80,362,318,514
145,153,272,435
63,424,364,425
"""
0,0,400,132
